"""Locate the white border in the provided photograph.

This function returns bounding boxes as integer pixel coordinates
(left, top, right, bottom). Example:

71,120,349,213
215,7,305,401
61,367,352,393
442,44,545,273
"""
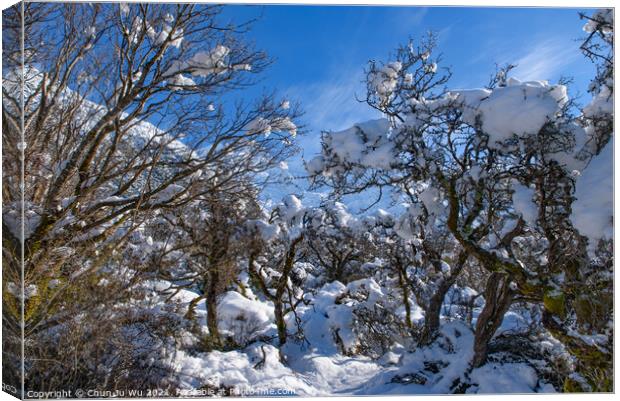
0,1,616,401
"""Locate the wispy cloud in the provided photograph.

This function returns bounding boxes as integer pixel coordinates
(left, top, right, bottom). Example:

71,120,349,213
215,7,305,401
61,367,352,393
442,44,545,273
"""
286,67,380,159
509,38,581,81
265,66,381,207
406,6,429,27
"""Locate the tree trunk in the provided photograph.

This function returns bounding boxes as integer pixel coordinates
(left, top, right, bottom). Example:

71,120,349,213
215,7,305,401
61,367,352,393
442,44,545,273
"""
419,289,444,345
205,269,221,348
274,300,287,346
397,267,413,331
419,252,468,345
274,235,304,347
472,272,513,368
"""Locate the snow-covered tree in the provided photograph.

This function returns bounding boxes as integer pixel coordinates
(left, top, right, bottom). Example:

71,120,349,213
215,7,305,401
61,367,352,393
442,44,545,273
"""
304,201,377,284
308,16,613,390
149,179,263,349
2,2,299,390
244,195,309,352
375,209,473,345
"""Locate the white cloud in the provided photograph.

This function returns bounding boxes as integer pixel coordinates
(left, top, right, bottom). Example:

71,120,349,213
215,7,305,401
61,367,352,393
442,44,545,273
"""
405,7,428,27
510,38,581,81
286,68,380,160
262,67,381,209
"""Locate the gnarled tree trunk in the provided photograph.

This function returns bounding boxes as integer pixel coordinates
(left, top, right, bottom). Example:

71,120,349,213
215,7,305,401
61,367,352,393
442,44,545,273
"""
472,272,513,368
419,251,468,345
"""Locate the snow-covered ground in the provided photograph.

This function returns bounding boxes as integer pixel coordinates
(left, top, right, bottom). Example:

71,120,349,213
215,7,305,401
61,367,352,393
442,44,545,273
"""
151,278,558,395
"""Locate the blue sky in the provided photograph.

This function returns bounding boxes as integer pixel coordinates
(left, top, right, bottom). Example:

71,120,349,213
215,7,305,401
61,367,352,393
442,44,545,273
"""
219,5,597,209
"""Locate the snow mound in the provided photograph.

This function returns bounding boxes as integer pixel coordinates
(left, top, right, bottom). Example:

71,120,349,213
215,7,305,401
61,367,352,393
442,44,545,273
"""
570,137,613,248
583,84,613,118
218,291,274,331
452,78,567,146
325,119,395,169
166,343,317,395
468,362,548,393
